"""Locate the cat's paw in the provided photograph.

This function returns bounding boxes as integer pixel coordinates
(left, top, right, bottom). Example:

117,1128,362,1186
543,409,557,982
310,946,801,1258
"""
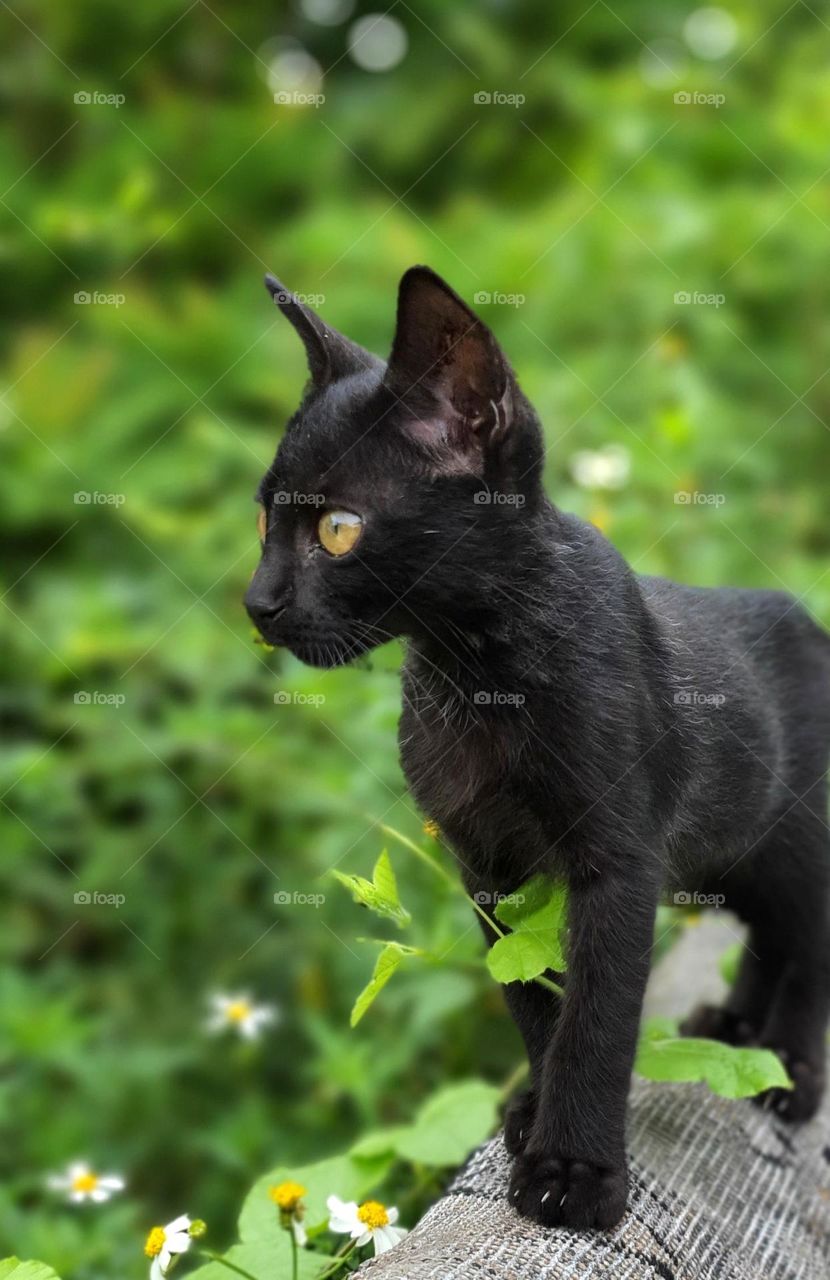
508,1149,627,1230
754,1054,825,1122
503,1088,536,1155
680,1003,756,1045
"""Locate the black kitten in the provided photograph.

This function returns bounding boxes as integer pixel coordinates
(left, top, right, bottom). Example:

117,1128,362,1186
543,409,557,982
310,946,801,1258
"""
247,267,830,1231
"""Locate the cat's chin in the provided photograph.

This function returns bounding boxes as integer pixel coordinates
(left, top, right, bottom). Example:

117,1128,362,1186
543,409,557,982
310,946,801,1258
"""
287,634,373,668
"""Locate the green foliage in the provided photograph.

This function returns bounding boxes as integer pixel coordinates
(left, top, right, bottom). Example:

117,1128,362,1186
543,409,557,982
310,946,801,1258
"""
719,942,744,987
4,1,829,1275
635,1020,792,1098
349,942,422,1027
0,1263,61,1280
331,851,411,929
487,876,568,982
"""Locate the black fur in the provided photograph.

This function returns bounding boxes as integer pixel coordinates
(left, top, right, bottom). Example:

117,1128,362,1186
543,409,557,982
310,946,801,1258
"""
247,267,830,1231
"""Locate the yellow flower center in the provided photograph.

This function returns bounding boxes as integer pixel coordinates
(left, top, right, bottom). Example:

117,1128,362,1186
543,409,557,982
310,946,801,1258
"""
357,1200,389,1230
226,1000,251,1023
269,1181,306,1212
72,1172,99,1193
144,1227,166,1258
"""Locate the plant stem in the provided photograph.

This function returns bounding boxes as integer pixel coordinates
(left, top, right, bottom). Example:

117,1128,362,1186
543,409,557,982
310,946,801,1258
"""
314,1240,357,1278
378,821,505,937
290,1227,298,1280
377,819,564,997
198,1251,260,1280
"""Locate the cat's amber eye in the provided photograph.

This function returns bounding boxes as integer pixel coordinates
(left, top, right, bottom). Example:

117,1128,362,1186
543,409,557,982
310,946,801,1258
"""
318,509,363,557
256,505,267,546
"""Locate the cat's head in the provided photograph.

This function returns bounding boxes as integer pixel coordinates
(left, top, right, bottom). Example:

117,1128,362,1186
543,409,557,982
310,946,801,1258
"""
245,266,545,667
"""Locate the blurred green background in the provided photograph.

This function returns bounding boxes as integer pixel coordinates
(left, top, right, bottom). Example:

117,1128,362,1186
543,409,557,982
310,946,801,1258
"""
2,0,830,1275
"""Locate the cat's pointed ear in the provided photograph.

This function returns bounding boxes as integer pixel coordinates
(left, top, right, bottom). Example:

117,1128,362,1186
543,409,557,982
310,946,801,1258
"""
383,266,515,459
264,274,376,388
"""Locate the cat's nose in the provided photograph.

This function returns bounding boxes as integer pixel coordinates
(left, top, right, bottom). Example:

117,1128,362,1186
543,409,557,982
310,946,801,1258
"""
245,586,290,632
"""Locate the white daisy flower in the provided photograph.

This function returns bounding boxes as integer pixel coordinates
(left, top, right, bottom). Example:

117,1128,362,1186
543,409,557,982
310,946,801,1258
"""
327,1194,406,1255
144,1213,194,1279
206,992,278,1040
47,1161,125,1204
570,444,631,491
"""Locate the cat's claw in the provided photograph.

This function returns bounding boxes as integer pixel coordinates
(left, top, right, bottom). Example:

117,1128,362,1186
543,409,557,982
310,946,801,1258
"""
503,1088,536,1155
508,1151,627,1230
754,1056,825,1122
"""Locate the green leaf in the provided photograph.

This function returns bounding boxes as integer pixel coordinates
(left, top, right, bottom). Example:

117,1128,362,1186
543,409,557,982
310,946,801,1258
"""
0,1263,61,1280
635,1021,792,1098
488,876,568,980
350,942,410,1026
349,1126,409,1159
719,942,743,986
487,931,557,983
331,850,410,927
394,1080,501,1166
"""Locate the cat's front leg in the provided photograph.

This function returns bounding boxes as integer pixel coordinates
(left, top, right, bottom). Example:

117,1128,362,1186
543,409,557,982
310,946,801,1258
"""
509,862,658,1231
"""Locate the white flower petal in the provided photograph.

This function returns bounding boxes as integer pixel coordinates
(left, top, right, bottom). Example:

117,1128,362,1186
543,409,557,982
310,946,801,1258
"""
374,1225,406,1254
292,1220,307,1248
165,1214,192,1235
99,1175,126,1190
385,1206,399,1226
355,1229,372,1247
150,1258,165,1280
90,1188,110,1202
